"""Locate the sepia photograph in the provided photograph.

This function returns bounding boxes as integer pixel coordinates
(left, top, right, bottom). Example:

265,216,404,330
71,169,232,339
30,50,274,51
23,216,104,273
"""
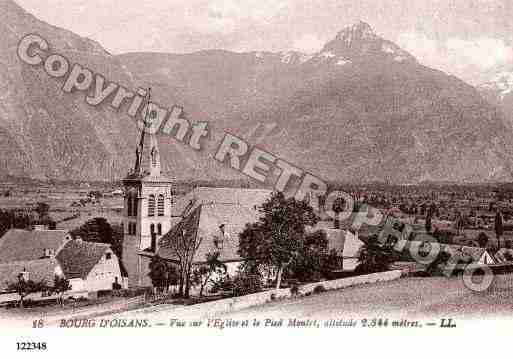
1,0,513,356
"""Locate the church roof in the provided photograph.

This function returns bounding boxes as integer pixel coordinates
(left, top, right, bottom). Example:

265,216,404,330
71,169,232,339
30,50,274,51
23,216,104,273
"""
171,187,273,217
158,202,263,263
159,188,273,263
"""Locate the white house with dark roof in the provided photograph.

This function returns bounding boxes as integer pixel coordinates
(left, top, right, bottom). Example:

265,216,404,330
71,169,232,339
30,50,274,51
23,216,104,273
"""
0,229,124,301
56,238,124,293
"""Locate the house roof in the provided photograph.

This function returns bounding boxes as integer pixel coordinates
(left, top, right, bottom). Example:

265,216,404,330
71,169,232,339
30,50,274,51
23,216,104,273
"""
56,240,110,279
0,229,71,263
159,201,264,263
0,258,62,291
494,248,513,263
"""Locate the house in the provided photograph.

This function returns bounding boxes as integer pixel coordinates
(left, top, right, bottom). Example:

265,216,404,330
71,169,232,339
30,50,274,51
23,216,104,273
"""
0,229,125,301
459,246,496,265
56,238,124,293
395,240,496,270
317,228,364,271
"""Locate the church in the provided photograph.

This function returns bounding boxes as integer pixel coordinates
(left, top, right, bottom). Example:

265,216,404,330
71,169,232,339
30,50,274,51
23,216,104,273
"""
121,120,272,288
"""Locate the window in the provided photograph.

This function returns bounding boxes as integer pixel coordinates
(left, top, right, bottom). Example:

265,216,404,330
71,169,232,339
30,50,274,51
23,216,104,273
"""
157,223,162,235
127,196,133,217
151,234,157,253
148,194,155,217
133,196,138,216
128,222,136,235
150,225,157,253
151,146,158,166
105,253,112,260
127,194,138,217
157,194,165,216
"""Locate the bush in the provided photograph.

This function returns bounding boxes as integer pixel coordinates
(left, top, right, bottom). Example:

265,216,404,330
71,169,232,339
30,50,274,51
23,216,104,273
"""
313,285,326,294
210,274,234,294
97,289,113,298
232,273,262,297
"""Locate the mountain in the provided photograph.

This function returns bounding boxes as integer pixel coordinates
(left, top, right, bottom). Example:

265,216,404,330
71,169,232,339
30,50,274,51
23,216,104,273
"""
118,21,513,183
478,66,513,128
1,1,512,183
0,0,141,181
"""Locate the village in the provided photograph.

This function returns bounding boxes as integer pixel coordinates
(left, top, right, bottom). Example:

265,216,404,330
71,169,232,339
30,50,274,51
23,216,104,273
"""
0,120,512,320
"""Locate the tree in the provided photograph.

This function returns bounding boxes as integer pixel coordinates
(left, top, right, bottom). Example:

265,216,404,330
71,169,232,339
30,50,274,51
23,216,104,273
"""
285,229,330,282
192,252,227,297
425,251,451,276
425,209,433,233
356,236,397,274
53,275,71,306
164,209,203,298
0,209,32,237
71,218,122,261
477,232,489,248
238,192,319,290
148,255,179,294
6,274,47,308
495,210,504,248
231,266,263,297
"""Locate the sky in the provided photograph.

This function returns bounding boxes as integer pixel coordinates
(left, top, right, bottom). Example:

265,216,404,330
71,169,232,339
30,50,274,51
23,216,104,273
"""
15,0,513,84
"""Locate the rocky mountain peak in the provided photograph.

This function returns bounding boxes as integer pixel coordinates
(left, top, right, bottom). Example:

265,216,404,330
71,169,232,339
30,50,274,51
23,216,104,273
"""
335,21,376,44
319,21,415,64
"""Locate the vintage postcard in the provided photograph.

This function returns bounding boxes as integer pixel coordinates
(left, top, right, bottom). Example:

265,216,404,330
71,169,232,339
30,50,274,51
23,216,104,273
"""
1,0,512,356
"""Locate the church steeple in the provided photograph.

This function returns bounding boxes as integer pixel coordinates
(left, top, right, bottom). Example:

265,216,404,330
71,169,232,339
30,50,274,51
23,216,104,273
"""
131,88,162,179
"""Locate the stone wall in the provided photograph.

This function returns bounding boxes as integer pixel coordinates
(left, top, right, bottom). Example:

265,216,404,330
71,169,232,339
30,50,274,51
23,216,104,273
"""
185,270,402,317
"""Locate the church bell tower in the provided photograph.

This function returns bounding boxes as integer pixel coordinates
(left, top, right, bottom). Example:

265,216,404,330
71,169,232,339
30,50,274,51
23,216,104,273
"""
122,89,174,288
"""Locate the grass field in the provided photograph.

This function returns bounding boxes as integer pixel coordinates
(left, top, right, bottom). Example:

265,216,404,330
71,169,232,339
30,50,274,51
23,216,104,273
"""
221,274,513,321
